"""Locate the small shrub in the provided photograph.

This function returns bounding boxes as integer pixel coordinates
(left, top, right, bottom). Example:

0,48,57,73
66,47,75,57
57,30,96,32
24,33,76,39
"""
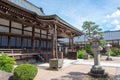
85,44,93,54
77,49,86,59
85,44,93,56
111,48,120,56
14,64,38,80
110,51,116,56
0,53,16,72
113,48,120,56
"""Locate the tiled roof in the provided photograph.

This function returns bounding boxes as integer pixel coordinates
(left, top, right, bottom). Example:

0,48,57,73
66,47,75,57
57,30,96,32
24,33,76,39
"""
7,0,44,15
59,30,120,43
74,30,120,42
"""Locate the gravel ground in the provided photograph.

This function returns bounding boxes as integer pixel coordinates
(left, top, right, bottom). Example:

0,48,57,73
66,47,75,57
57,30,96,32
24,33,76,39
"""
0,71,13,80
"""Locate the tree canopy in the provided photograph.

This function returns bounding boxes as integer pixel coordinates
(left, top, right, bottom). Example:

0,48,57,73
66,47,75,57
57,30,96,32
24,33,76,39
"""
82,21,102,38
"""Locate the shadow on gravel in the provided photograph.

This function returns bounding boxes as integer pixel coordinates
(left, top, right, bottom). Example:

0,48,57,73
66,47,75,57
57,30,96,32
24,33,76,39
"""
9,75,14,80
51,71,116,80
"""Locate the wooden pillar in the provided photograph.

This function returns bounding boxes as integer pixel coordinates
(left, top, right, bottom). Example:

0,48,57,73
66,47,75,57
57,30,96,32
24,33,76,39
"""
8,20,11,48
51,33,55,58
46,30,48,60
118,40,119,47
118,40,120,47
51,24,58,58
69,37,74,51
21,24,24,49
39,29,41,53
54,24,58,58
32,27,35,51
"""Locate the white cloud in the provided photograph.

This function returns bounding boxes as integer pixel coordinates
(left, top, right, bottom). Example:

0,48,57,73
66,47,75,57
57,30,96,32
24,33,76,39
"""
111,19,120,30
111,19,119,25
114,25,120,30
106,10,120,19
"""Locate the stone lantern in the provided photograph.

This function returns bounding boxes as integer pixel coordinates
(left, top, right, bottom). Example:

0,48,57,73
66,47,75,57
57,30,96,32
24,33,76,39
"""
105,43,112,61
88,30,108,77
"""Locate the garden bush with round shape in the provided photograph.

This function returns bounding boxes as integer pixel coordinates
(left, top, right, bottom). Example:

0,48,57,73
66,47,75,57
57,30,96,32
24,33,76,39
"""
0,53,16,72
14,64,38,80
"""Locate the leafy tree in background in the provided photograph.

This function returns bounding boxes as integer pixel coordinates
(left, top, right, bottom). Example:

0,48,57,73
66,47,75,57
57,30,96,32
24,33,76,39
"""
82,21,104,56
82,21,102,40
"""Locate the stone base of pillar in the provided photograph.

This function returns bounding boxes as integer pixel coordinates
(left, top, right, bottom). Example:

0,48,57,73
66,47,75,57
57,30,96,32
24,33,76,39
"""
89,65,108,77
49,59,63,70
106,57,112,61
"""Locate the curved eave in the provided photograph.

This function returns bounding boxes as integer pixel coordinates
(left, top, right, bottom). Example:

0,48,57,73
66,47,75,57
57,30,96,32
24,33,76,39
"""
38,15,83,36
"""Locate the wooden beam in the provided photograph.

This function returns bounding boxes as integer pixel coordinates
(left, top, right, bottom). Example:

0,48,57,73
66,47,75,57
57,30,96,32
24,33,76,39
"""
57,32,71,38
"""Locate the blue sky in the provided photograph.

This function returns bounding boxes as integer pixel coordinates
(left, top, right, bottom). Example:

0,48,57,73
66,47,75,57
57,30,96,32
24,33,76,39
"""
28,0,120,31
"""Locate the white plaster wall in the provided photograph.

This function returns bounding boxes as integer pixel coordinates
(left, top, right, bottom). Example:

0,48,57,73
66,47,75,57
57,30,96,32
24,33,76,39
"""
11,28,22,34
35,28,40,33
24,31,32,36
11,21,22,29
0,18,9,26
41,30,46,34
35,34,40,37
0,26,9,32
24,27,32,31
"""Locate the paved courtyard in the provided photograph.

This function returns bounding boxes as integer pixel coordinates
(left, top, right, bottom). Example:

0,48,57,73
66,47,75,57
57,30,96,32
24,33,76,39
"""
34,57,120,80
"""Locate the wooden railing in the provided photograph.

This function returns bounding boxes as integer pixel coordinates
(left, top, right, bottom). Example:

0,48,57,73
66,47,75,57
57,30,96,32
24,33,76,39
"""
0,49,22,54
0,49,47,63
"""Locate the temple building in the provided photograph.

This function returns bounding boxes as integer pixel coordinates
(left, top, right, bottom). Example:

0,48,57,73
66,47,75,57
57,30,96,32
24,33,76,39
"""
0,0,83,63
61,30,120,50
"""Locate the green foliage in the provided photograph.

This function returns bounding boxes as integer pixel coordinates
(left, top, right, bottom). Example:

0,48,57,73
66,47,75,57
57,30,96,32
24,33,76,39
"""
0,53,16,72
77,49,86,59
82,21,102,38
110,51,116,56
14,64,38,80
85,44,93,54
100,39,107,47
111,48,120,56
90,55,93,58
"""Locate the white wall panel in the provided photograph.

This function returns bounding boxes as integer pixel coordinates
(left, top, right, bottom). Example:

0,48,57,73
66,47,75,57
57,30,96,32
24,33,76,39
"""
0,18,9,26
11,29,22,34
0,26,9,32
24,27,32,31
11,22,22,29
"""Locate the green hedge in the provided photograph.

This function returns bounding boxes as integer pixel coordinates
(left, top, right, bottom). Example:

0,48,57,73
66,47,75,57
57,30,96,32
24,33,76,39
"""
14,64,38,80
77,49,86,59
0,53,16,72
